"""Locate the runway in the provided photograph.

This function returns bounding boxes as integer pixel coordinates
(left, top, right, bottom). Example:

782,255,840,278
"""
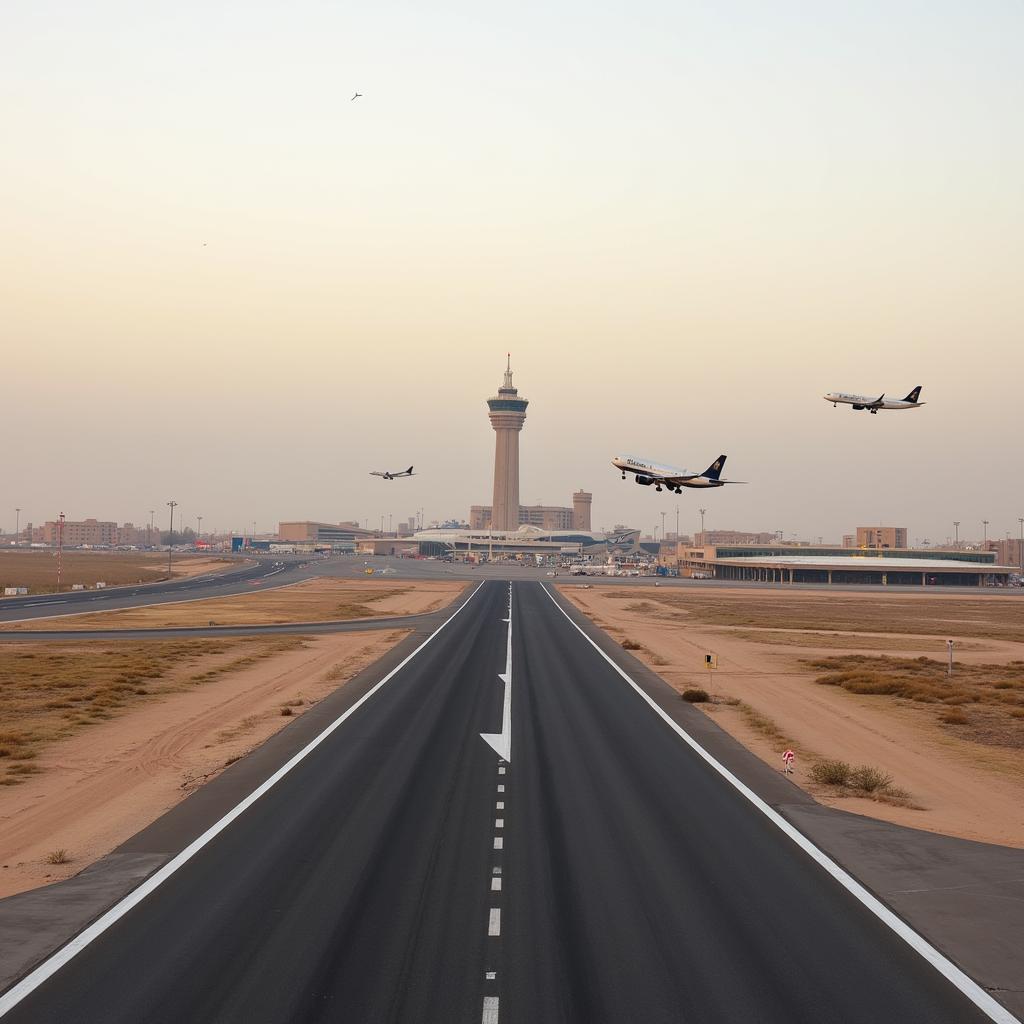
0,580,1008,1022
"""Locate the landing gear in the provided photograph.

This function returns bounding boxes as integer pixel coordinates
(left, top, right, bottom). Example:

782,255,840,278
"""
870,408,878,414
621,473,626,480
655,485,663,492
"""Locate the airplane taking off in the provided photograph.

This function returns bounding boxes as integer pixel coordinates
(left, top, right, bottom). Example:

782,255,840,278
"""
824,386,925,414
612,454,744,493
370,466,415,480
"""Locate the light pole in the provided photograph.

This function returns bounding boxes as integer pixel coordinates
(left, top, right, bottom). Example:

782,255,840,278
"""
56,512,65,592
252,520,256,542
15,508,20,542
983,520,989,546
197,515,203,543
1018,517,1023,574
699,508,707,538
953,521,960,547
166,501,177,575
661,511,667,542
675,505,680,541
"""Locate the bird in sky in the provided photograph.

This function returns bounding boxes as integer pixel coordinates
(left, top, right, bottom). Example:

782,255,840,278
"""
351,92,362,101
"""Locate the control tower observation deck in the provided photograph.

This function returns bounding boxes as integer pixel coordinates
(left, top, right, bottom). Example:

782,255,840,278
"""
487,357,529,531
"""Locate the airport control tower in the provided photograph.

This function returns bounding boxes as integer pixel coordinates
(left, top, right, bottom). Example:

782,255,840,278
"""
487,357,529,531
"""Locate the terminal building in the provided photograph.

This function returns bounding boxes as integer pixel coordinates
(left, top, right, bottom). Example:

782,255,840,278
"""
278,521,378,549
667,543,1012,586
406,525,640,560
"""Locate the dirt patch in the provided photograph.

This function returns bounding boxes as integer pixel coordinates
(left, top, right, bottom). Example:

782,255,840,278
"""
561,585,1024,848
806,654,1024,749
0,551,237,595
0,638,305,785
596,586,1024,643
0,630,409,897
1,579,466,631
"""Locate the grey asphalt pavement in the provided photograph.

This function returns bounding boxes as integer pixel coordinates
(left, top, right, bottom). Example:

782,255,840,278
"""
1,580,1017,1022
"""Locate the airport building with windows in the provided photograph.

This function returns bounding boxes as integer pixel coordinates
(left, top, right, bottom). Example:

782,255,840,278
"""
668,543,1012,586
404,525,640,560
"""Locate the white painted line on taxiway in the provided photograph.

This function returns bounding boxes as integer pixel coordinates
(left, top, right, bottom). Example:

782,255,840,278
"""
482,995,499,1023
541,583,1020,1024
488,909,501,936
0,581,486,1017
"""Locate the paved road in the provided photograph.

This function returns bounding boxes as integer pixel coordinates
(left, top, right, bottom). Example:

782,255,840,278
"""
0,581,1009,1022
0,557,313,625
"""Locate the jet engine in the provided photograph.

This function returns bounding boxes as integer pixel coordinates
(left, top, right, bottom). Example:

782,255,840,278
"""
635,475,654,486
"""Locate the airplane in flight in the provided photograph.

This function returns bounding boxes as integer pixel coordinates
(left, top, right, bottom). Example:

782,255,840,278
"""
612,454,744,493
370,466,415,480
823,386,925,414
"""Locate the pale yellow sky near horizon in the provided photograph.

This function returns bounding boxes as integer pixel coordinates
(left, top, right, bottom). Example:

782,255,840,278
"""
2,2,1022,542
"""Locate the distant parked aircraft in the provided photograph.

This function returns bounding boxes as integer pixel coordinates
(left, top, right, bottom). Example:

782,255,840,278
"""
370,466,415,480
823,386,924,414
612,454,744,493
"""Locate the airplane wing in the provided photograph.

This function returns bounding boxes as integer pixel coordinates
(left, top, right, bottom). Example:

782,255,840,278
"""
866,393,885,408
661,473,697,487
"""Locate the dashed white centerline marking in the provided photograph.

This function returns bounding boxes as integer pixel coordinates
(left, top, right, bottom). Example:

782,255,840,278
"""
488,908,501,936
491,877,502,891
497,784,505,793
495,818,504,828
485,971,496,981
498,766,506,775
494,837,503,850
496,801,504,810
482,995,499,1024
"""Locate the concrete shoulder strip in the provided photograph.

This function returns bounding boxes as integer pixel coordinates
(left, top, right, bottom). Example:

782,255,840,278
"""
0,581,485,1016
540,583,1019,1024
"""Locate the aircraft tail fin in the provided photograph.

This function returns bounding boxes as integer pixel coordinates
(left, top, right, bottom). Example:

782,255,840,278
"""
902,386,922,404
407,466,414,475
702,455,727,480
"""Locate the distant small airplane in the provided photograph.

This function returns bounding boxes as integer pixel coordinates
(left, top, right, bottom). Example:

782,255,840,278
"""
612,454,744,493
370,465,415,480
351,92,363,101
823,386,924,414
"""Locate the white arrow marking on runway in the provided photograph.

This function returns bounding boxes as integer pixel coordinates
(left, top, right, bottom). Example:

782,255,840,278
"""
481,584,513,762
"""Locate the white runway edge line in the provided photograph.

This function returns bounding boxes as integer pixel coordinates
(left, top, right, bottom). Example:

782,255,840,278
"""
540,584,1020,1024
0,581,486,1017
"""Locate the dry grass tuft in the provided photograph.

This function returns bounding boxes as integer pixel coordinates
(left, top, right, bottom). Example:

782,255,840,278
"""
806,655,1024,748
0,637,304,784
810,759,919,808
45,849,70,865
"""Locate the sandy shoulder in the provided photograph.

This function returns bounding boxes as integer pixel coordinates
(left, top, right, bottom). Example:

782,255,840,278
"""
1,579,467,631
561,586,1024,849
0,630,409,898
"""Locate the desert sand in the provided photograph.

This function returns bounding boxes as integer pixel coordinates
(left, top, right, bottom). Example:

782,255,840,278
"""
1,578,466,631
0,630,409,898
561,585,1024,849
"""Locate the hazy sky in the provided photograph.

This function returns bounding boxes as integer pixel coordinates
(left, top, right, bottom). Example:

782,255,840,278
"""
3,2,1023,542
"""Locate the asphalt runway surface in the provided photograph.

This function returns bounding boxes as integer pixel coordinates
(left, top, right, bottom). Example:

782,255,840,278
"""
0,580,1007,1023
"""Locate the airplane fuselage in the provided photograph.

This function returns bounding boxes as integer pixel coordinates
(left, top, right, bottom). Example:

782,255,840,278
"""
824,392,925,413
612,455,726,491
